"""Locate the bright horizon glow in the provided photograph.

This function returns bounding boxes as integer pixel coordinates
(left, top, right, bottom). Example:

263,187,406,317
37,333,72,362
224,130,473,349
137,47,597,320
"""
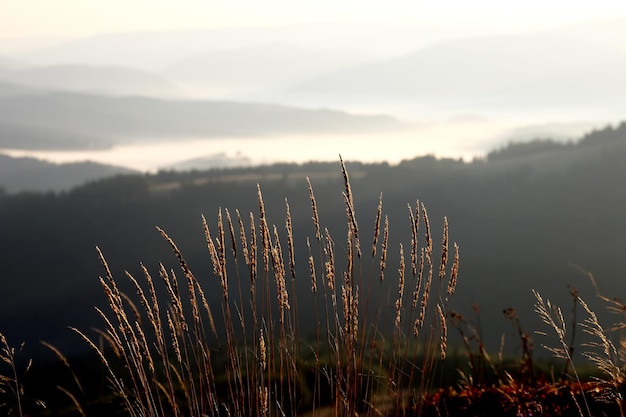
1,1,626,40
0,1,624,172
0,121,509,173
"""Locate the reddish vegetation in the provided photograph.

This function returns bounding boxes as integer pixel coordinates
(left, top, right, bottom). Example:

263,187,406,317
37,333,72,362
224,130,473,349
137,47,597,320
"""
420,379,626,417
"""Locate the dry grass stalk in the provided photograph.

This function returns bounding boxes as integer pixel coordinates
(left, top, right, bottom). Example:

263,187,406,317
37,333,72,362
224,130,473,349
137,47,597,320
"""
202,215,227,299
447,243,460,296
437,304,448,360
534,289,592,417
412,248,425,311
41,341,85,397
372,193,383,257
225,208,238,260
343,191,361,260
341,282,351,340
1,333,30,417
259,386,269,417
216,209,227,284
351,285,359,343
285,199,296,281
69,162,459,417
408,201,420,277
306,176,321,243
57,385,86,417
324,228,336,292
69,327,129,410
346,228,354,281
249,212,258,294
422,202,433,259
395,243,405,328
96,246,121,305
307,238,317,294
415,205,434,336
438,217,449,281
257,184,271,274
579,298,621,382
259,330,267,372
340,156,361,258
379,215,389,281
235,209,250,265
271,225,291,323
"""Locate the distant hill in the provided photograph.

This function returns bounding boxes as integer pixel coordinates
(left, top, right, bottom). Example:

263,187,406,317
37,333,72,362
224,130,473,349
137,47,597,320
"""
1,121,625,358
0,92,403,143
487,122,626,163
16,28,287,69
0,55,29,69
13,24,414,70
0,80,37,98
0,153,137,193
504,121,604,144
0,64,183,98
486,139,569,162
290,33,626,104
162,43,370,95
161,152,252,171
0,122,110,150
551,18,626,52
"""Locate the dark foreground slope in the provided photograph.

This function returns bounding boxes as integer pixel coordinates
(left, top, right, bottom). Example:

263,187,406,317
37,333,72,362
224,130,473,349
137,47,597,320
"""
0,122,625,359
0,154,137,193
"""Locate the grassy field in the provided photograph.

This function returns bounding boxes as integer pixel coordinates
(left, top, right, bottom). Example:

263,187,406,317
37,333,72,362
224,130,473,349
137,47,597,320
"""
1,159,625,417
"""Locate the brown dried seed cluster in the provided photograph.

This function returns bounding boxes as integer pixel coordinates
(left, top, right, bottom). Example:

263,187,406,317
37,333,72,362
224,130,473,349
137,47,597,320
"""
307,238,317,293
340,156,361,258
324,229,335,291
236,209,249,265
306,177,321,242
438,217,449,281
225,208,238,260
447,243,460,296
285,199,296,280
438,304,448,360
372,193,383,257
395,243,405,328
379,215,389,281
412,248,425,311
259,330,267,371
409,201,420,277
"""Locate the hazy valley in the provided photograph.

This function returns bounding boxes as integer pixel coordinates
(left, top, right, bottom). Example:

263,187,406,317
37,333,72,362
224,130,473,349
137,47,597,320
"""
1,15,626,416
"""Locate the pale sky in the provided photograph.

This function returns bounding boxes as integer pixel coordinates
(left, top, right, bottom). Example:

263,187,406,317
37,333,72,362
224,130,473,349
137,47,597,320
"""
1,0,626,39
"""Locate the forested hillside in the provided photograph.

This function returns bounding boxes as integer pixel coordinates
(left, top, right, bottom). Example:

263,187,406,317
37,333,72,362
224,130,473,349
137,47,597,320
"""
1,122,625,359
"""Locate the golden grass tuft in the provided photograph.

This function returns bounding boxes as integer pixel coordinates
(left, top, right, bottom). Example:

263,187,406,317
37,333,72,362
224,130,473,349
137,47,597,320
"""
62,161,460,417
5,161,626,417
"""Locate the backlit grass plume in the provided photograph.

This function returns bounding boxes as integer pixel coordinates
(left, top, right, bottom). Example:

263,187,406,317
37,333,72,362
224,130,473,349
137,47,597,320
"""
75,159,460,417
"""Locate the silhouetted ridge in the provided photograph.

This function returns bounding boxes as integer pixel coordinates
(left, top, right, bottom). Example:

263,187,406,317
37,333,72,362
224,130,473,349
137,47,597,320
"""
579,121,626,147
487,140,570,162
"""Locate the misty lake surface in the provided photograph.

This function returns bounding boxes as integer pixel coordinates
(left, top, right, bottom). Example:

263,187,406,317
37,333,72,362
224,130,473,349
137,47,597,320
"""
1,98,617,173
0,117,579,172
